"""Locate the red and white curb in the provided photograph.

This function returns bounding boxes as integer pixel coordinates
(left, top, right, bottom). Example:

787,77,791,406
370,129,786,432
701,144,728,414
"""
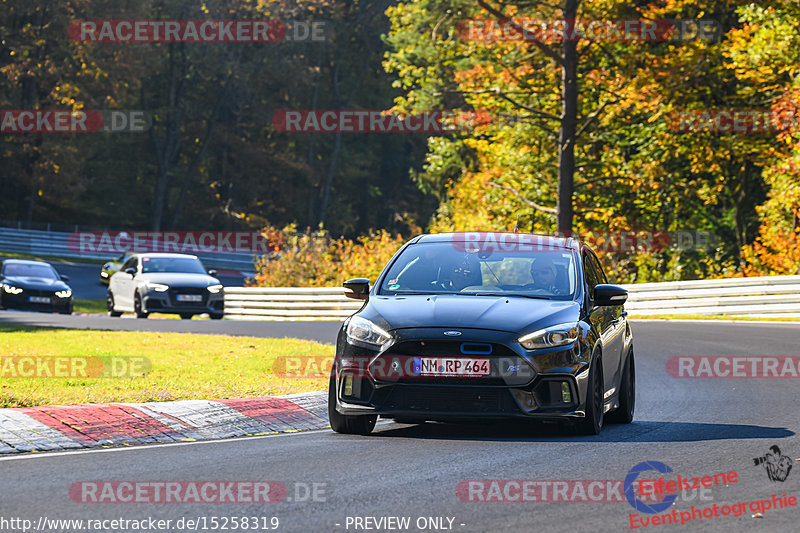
0,391,326,454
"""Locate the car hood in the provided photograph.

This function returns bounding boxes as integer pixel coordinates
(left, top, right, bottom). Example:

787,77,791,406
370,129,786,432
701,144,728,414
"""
2,276,70,291
138,273,220,287
362,294,580,334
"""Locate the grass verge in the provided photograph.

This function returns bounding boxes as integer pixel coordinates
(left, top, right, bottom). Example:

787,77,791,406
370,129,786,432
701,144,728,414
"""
0,323,331,407
73,298,106,314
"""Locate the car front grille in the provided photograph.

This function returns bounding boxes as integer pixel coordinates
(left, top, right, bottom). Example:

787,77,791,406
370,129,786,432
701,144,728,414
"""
167,287,208,306
21,289,54,297
382,386,517,413
373,340,532,386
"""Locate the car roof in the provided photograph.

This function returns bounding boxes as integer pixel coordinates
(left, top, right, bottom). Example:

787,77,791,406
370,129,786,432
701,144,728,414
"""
412,232,579,250
133,253,199,259
1,259,54,266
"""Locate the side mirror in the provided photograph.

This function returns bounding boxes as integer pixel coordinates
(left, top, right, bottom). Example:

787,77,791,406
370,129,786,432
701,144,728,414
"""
60,274,70,282
208,269,218,277
344,278,370,300
125,267,136,276
593,284,628,306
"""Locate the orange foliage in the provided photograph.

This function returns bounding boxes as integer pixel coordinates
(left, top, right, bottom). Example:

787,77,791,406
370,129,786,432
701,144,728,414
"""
251,225,409,287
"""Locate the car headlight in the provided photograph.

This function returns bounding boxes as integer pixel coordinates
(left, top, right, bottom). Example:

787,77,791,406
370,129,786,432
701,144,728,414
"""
2,284,23,295
518,322,579,350
145,282,169,292
207,284,223,294
55,290,72,298
346,316,393,349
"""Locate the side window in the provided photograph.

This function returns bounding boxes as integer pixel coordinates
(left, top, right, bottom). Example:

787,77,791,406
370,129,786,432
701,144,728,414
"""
122,257,137,271
583,253,599,297
589,253,607,284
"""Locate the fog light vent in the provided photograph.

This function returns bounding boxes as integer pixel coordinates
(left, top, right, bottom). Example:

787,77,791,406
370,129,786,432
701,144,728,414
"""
561,381,571,403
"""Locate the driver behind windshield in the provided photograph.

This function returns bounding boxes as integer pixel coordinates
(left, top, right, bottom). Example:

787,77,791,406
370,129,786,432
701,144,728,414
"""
527,256,560,294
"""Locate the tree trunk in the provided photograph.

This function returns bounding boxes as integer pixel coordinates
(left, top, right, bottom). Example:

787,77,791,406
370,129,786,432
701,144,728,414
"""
148,43,185,231
557,0,579,234
318,129,342,226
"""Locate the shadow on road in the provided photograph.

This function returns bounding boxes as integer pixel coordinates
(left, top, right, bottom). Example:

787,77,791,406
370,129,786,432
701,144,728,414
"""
371,419,795,443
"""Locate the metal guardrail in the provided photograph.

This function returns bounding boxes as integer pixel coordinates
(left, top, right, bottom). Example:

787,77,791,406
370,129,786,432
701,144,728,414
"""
224,287,363,321
622,275,800,317
0,227,258,273
223,275,800,321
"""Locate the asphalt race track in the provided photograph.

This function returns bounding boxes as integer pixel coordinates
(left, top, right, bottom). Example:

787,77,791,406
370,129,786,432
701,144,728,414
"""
0,310,342,343
1,320,799,532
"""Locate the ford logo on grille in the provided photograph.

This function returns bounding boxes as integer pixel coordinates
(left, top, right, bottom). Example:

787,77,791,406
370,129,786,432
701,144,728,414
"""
443,330,462,337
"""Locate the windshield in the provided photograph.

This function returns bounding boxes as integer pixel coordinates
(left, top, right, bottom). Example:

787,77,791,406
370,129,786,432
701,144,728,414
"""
379,242,577,300
141,256,207,275
2,263,59,280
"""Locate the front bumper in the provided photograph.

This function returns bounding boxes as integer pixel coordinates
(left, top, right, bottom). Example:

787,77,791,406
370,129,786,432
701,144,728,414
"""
142,287,223,315
1,291,72,312
332,326,593,421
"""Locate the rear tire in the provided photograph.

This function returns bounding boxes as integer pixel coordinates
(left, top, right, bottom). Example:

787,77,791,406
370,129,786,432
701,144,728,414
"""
179,313,193,320
209,312,223,320
328,371,377,435
576,351,604,435
107,292,122,317
134,293,149,319
607,349,635,424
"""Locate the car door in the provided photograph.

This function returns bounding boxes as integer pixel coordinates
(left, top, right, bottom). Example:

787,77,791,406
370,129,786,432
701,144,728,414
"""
586,252,624,395
113,256,138,310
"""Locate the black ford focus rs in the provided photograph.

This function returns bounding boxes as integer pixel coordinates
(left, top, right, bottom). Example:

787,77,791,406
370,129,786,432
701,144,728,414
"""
328,232,634,435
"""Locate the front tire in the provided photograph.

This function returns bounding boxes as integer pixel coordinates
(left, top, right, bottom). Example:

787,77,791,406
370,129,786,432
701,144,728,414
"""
607,349,635,424
134,293,149,319
328,371,377,435
576,351,604,435
209,313,223,320
107,292,122,317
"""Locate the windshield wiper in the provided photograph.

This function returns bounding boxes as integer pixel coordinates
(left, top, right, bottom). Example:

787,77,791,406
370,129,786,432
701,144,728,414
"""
464,292,552,300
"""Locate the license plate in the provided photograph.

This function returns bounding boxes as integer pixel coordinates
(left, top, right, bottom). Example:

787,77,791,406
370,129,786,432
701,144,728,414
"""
29,296,50,303
413,357,490,377
176,294,202,302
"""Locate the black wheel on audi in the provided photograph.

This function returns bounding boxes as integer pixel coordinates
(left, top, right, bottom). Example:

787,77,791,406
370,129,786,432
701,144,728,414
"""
134,292,149,319
107,292,122,317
